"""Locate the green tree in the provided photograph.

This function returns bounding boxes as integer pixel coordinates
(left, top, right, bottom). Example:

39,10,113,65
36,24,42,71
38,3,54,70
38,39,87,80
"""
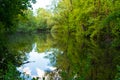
36,8,53,31
0,0,36,79
17,9,37,32
0,0,36,32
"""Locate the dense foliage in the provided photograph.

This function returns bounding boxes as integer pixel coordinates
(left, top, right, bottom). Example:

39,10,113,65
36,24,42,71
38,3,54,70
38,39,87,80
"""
0,0,36,79
16,8,53,33
0,0,120,79
52,0,120,39
50,0,120,79
0,0,36,32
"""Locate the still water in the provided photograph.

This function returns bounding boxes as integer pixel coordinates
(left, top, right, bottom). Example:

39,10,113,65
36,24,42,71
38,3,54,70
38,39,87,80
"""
8,33,120,80
17,43,57,80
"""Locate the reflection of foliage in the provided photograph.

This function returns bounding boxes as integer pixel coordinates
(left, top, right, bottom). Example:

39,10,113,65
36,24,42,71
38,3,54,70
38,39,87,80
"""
3,62,22,80
44,48,60,66
50,33,91,79
6,33,54,66
7,33,35,66
115,65,120,80
0,33,54,79
7,33,34,53
0,33,46,79
36,33,54,53
51,33,120,80
0,0,36,79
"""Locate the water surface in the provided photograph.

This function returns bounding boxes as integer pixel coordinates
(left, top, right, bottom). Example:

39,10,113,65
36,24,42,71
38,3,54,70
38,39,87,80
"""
8,33,120,80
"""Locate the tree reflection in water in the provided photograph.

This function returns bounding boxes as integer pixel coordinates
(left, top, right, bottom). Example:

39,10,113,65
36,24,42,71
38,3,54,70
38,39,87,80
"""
4,33,120,80
46,33,120,80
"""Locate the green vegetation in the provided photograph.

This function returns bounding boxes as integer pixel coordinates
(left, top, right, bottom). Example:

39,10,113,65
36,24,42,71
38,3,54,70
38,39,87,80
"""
0,0,120,79
51,0,120,39
17,8,53,33
0,0,36,79
48,33,120,80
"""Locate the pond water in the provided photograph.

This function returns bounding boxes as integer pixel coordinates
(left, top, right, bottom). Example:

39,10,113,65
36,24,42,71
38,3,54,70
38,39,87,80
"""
17,43,57,79
8,33,120,80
